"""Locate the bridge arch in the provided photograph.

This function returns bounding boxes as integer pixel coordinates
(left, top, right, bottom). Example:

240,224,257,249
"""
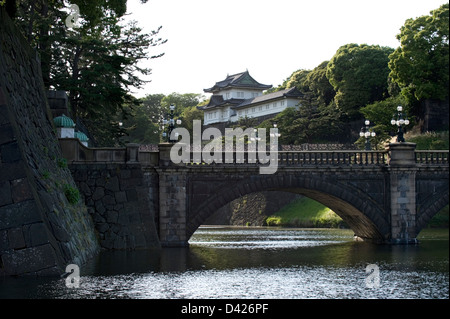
187,173,390,243
416,189,449,233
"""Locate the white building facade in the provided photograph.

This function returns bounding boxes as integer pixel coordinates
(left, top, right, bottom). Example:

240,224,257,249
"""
198,71,303,125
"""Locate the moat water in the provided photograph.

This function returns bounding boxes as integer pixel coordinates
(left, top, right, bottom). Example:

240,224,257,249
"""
0,227,448,299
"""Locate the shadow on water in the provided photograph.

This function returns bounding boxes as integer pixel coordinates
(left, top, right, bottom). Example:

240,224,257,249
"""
79,227,448,274
0,227,447,299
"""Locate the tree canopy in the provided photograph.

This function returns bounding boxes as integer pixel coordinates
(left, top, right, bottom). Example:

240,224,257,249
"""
121,93,204,145
4,1,447,147
304,61,336,107
389,3,449,107
326,43,394,119
11,0,166,146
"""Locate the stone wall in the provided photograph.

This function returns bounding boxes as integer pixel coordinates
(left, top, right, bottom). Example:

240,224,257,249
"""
0,8,99,276
204,191,300,226
420,98,449,132
47,90,70,118
70,163,160,249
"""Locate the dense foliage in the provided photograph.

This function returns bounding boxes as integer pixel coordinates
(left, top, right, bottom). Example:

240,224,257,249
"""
120,93,205,145
327,44,394,119
7,0,165,146
389,3,449,108
3,1,447,147
258,4,448,148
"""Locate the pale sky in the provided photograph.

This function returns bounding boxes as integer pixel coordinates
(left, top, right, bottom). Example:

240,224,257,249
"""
124,0,446,98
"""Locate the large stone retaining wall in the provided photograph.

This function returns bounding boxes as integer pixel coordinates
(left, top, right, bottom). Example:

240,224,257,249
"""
70,163,160,250
0,8,99,276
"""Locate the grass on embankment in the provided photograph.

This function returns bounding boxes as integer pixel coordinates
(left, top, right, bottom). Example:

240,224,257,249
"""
263,197,449,229
425,205,449,228
263,197,346,228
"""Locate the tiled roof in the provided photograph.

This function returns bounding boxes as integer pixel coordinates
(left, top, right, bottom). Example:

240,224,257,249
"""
204,71,272,93
231,87,303,109
197,96,244,110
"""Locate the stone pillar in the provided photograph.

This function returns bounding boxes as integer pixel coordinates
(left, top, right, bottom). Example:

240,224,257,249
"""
157,168,188,247
47,90,69,118
157,143,189,247
126,143,139,163
388,143,418,244
158,143,173,167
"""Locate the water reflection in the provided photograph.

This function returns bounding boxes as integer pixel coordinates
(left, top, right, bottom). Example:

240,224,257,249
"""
189,227,449,273
0,227,448,299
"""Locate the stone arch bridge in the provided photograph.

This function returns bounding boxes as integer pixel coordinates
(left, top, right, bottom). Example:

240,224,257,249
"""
60,140,449,248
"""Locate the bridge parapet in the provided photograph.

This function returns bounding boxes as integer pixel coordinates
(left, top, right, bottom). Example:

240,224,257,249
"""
277,150,388,166
178,150,388,167
158,143,389,168
59,138,159,166
60,138,448,168
415,150,449,165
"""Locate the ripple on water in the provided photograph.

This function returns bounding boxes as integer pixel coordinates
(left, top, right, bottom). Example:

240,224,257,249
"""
12,228,448,299
41,266,449,299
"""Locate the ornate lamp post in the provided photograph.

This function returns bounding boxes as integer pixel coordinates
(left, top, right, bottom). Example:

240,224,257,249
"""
360,119,376,150
270,123,281,138
270,122,282,150
250,128,261,143
161,104,182,143
391,105,410,143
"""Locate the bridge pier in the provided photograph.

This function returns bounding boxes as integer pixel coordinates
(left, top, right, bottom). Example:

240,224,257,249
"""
388,143,418,244
157,143,189,247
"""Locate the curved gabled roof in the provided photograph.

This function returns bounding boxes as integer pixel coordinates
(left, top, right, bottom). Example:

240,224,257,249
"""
197,96,243,110
203,71,272,93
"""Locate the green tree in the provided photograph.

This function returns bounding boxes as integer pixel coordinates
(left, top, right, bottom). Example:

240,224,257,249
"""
327,44,394,119
259,107,298,145
359,95,409,148
304,61,336,106
258,93,344,145
141,93,167,124
123,93,204,144
284,69,311,92
55,17,164,146
14,0,137,88
13,1,165,146
266,69,311,94
161,93,204,117
180,105,203,137
159,93,203,140
389,4,449,112
122,94,165,144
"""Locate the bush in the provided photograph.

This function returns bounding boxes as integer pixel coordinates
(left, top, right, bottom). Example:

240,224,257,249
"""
264,216,283,226
407,131,449,150
57,158,68,168
64,184,80,205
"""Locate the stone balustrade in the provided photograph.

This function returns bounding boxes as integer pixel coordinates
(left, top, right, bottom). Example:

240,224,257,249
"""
415,150,449,165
